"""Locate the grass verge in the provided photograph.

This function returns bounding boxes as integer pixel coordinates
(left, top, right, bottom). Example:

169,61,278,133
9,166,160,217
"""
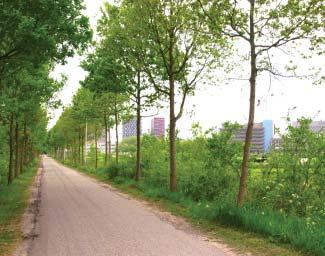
67,163,314,256
0,165,38,256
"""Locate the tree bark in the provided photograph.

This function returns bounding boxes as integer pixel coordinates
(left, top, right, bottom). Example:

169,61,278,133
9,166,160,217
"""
73,140,77,165
78,130,81,165
81,134,84,165
237,0,257,206
23,117,28,169
84,120,88,165
168,26,177,192
95,127,98,169
114,97,119,164
169,82,177,191
135,71,141,181
19,137,23,174
7,114,14,184
104,114,108,167
14,118,19,178
108,128,112,159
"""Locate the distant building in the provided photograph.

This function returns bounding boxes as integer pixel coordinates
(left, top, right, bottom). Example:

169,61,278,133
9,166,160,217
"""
123,119,137,138
151,117,165,137
233,120,274,153
263,120,274,151
292,120,325,133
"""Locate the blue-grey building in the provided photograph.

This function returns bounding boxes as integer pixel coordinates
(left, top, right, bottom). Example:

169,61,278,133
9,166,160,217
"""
122,119,138,138
263,120,274,152
233,120,274,153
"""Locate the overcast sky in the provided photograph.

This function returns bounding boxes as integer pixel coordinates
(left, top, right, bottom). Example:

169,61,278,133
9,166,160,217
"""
49,0,325,139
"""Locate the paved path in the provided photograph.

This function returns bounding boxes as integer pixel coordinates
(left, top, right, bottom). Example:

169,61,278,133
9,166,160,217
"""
30,156,230,256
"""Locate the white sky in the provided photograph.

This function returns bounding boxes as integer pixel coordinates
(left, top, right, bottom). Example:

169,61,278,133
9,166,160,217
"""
49,0,325,140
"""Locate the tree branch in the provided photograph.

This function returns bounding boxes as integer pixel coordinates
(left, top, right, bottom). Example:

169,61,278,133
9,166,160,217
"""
0,49,18,61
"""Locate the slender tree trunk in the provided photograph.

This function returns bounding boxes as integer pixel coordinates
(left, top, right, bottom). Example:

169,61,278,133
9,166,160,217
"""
95,127,98,169
135,71,141,181
63,145,66,162
23,118,28,168
169,84,177,191
73,140,77,165
19,137,23,174
108,128,112,159
78,130,81,165
84,120,88,165
114,97,119,164
8,114,14,184
81,135,84,164
237,0,257,206
104,115,108,167
14,119,19,178
168,28,177,192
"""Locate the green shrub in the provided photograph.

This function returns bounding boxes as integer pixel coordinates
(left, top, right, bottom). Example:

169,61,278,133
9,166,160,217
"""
70,120,325,255
107,161,133,179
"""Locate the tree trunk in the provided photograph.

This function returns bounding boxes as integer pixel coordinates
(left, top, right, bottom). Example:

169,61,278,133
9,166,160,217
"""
7,114,14,184
19,137,23,174
78,130,81,165
114,97,119,164
81,135,84,165
168,28,177,192
84,120,88,165
169,87,177,191
135,71,141,181
237,0,257,206
14,119,19,178
95,127,98,169
23,117,28,169
73,140,77,165
63,146,66,162
108,128,112,159
104,114,108,167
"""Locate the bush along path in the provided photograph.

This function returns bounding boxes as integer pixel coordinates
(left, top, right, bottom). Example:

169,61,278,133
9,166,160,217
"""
52,118,324,256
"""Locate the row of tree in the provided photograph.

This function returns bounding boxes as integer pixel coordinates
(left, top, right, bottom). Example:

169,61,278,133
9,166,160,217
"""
0,0,92,186
49,0,324,206
48,89,130,168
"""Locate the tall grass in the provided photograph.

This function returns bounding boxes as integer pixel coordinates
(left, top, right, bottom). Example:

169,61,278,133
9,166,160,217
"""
0,162,38,255
73,162,324,256
63,130,325,255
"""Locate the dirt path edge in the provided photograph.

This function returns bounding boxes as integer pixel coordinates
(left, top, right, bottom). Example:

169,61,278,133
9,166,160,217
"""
11,162,44,256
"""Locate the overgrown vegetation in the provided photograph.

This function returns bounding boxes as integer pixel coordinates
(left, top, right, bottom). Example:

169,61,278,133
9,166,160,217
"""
0,161,38,256
17,0,322,255
59,119,325,255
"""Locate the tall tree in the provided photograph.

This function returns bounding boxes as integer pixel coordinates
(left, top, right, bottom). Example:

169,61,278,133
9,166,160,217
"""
199,0,325,205
97,3,160,180
1,64,63,183
0,0,91,67
124,0,226,191
82,45,130,165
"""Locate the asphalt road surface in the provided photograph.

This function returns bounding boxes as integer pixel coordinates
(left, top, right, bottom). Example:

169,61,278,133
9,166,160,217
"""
30,156,231,256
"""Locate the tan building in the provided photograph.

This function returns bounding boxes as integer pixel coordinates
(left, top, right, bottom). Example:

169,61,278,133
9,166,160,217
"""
234,123,265,153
